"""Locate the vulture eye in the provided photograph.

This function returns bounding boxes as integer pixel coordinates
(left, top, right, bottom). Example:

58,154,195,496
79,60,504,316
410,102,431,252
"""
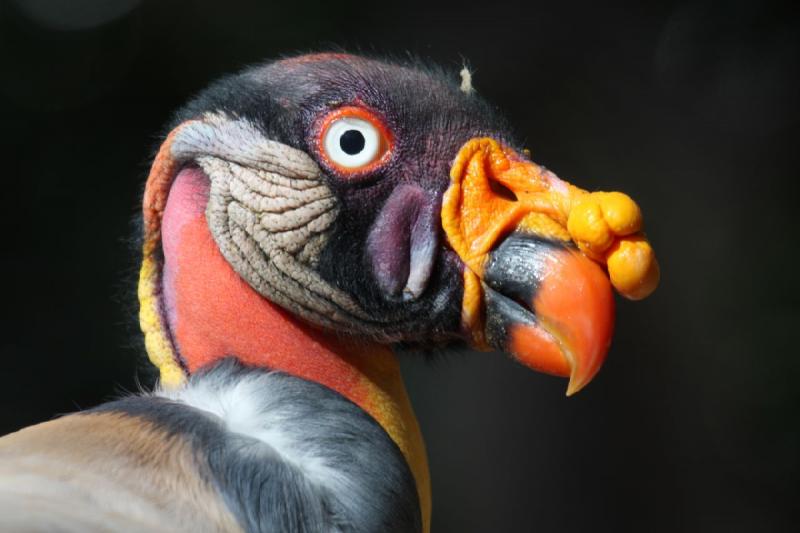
318,106,392,176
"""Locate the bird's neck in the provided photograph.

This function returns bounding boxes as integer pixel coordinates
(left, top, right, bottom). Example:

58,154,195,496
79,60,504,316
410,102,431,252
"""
143,164,430,527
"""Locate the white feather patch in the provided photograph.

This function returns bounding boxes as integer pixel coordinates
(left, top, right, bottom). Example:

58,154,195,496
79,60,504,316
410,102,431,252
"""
156,371,347,494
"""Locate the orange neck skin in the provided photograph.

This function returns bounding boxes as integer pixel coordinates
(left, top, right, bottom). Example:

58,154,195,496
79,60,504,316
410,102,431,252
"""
160,167,431,528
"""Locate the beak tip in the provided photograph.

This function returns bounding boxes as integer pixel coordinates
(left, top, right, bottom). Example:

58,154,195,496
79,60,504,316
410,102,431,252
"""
565,376,580,396
565,370,593,396
538,248,615,396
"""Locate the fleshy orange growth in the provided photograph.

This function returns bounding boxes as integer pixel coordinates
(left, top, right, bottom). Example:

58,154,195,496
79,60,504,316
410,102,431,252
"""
442,137,659,301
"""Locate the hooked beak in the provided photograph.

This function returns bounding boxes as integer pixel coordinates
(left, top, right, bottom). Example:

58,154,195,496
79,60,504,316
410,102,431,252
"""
443,138,657,395
482,235,614,395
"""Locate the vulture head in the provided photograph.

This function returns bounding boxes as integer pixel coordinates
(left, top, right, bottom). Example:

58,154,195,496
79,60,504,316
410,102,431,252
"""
138,53,659,529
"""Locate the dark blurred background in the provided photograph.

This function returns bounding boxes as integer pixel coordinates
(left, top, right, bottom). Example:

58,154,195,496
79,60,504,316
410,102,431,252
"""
0,0,797,531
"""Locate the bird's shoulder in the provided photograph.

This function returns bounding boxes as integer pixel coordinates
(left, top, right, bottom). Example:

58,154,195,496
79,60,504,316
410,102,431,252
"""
0,359,421,533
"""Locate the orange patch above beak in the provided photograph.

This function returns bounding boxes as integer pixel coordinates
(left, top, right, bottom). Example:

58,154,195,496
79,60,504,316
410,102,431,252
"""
443,138,659,394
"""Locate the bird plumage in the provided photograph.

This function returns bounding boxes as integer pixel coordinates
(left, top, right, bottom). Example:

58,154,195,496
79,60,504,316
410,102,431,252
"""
0,360,418,532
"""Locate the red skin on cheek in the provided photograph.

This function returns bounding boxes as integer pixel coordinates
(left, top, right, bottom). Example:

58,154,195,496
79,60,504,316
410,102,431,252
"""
161,168,371,407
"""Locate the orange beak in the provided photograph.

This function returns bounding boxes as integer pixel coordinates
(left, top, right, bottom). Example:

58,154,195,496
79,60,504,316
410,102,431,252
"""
443,138,657,395
482,236,614,395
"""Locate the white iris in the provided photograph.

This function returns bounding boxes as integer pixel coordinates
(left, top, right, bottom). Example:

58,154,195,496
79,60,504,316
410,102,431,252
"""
323,117,381,168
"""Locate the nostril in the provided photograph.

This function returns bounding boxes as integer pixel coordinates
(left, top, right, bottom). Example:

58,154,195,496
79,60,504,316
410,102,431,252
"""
489,178,517,202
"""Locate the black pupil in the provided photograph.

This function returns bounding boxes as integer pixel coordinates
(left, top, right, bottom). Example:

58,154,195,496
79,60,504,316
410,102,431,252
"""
340,129,366,155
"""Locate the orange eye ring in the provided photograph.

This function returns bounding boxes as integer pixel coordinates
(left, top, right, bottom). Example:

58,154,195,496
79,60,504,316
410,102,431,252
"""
316,106,394,178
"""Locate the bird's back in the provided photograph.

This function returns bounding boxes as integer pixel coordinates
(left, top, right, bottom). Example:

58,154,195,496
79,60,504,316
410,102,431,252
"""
0,409,240,532
0,359,421,533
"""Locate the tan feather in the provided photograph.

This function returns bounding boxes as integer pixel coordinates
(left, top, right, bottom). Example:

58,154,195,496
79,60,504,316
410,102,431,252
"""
0,412,243,533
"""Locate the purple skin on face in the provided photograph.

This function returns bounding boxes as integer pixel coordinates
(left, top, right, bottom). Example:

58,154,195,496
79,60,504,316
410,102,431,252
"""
366,184,441,301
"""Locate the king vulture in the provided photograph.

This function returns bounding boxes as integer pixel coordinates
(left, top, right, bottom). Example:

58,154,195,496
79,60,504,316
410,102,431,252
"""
0,53,658,532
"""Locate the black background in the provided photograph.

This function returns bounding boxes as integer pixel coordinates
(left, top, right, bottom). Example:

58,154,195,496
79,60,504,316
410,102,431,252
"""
1,0,798,531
